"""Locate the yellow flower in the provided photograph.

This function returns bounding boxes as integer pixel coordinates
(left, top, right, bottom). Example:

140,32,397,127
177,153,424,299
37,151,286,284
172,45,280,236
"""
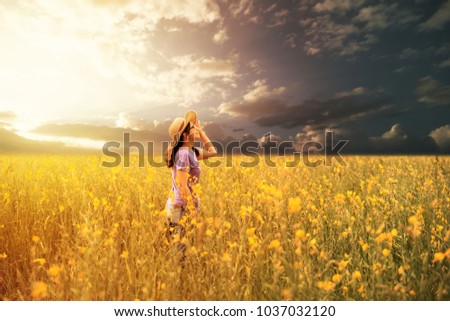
48,265,62,277
31,282,48,299
338,260,348,271
0,252,7,259
382,248,390,257
390,229,398,237
352,271,362,281
287,197,301,214
281,288,293,301
120,251,129,259
32,236,40,243
433,252,446,263
295,229,305,240
332,274,342,283
221,252,232,263
318,281,335,291
33,258,46,265
268,239,281,249
246,228,256,237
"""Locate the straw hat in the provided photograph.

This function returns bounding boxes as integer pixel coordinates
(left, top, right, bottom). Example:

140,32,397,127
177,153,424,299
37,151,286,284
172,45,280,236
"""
167,110,197,159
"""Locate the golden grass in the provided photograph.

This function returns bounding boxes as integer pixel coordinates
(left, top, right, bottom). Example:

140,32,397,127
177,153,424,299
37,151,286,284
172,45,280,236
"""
0,154,449,300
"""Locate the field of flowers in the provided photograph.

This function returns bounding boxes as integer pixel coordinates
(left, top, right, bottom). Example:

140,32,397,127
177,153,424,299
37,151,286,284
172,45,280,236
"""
0,154,449,300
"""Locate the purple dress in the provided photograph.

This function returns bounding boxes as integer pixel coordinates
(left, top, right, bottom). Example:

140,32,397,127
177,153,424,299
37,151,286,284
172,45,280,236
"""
168,147,201,212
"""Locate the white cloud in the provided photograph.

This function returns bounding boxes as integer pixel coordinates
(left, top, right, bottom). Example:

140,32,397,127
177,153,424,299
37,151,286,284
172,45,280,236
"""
420,0,450,30
314,0,366,13
295,125,324,144
115,112,152,130
258,132,282,147
439,57,450,68
429,124,450,151
267,9,289,27
301,3,417,57
335,87,368,98
243,79,286,102
284,33,298,49
213,28,229,44
416,76,450,107
399,48,420,60
0,0,240,120
353,4,420,31
394,66,411,74
381,123,407,140
229,0,254,18
300,15,360,56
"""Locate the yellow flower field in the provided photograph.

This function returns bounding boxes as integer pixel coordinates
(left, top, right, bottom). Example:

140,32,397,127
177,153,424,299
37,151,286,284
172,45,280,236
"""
0,154,449,300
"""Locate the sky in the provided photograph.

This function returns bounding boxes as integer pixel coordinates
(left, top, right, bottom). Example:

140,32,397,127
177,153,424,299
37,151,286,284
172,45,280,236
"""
1,0,450,154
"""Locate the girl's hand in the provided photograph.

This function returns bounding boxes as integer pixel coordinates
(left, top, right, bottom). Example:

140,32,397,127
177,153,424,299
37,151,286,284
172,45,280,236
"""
195,119,203,133
194,119,203,139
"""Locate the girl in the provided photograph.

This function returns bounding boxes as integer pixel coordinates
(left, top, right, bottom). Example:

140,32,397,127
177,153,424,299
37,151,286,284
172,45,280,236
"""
165,111,217,251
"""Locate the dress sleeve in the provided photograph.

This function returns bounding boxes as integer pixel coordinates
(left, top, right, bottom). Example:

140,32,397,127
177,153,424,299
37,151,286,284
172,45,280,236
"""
174,149,190,171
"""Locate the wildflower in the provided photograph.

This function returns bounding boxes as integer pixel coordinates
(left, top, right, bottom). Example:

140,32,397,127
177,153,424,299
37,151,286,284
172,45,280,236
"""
268,239,281,249
246,228,256,237
287,197,301,214
31,282,48,299
338,260,348,271
221,252,232,263
104,238,114,246
352,271,362,281
120,251,129,259
317,281,335,291
33,258,46,265
48,265,62,277
32,236,40,243
0,253,7,259
382,249,390,257
433,252,446,263
359,240,369,252
295,229,305,240
281,288,293,300
332,274,342,283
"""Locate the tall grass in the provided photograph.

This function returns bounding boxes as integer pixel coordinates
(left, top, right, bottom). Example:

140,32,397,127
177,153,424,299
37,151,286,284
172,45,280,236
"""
0,155,449,300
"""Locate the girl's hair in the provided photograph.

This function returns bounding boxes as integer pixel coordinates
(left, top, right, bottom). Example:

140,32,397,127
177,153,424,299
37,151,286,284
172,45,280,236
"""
166,123,199,168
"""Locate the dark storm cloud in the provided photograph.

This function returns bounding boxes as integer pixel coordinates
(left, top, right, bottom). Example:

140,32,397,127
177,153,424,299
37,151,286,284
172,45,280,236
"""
298,2,421,56
290,123,439,154
221,90,406,130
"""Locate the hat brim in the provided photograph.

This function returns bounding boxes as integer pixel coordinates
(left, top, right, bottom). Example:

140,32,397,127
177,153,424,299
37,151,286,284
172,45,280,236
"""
170,110,197,147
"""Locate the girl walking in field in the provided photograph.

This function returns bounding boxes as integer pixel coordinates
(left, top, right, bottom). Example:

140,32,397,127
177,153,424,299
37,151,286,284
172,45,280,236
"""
165,110,217,255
